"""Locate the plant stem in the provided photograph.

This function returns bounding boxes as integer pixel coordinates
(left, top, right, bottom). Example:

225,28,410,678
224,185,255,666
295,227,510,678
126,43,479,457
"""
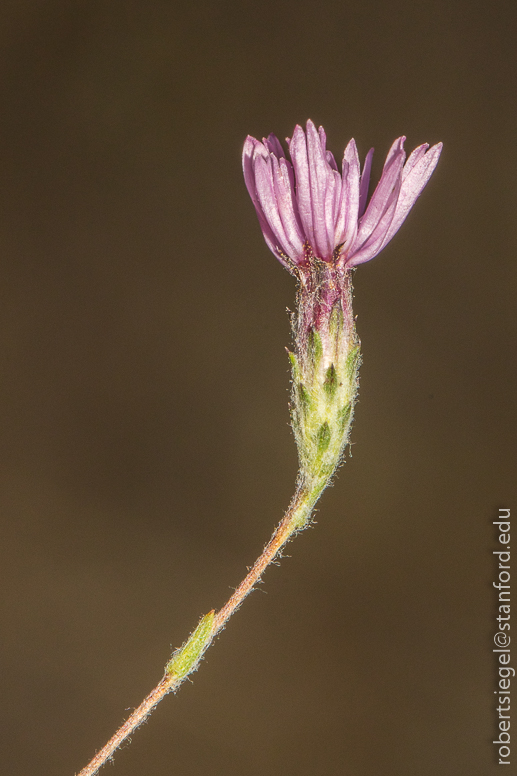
76,481,318,776
77,267,360,776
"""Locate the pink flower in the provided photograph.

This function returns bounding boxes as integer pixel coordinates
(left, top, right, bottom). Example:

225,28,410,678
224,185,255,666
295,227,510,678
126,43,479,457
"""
243,120,442,271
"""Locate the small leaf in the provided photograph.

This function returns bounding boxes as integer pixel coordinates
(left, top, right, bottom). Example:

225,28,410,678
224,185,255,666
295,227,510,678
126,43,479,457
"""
338,403,352,433
287,349,300,381
166,611,215,679
323,364,338,400
308,328,323,367
296,382,312,413
345,345,361,381
316,422,331,453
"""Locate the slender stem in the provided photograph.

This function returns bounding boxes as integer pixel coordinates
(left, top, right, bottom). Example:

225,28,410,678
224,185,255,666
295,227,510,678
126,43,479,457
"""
76,675,177,776
212,483,313,633
76,482,317,776
76,266,358,776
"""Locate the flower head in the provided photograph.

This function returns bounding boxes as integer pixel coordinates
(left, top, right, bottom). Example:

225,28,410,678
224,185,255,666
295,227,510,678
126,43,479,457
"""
243,119,442,272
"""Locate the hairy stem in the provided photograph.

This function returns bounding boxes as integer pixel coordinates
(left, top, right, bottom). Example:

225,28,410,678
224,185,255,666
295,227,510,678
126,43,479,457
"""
76,481,320,776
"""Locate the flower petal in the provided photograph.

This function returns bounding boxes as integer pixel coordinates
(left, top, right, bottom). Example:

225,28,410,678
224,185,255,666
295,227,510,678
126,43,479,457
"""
306,119,334,258
290,124,315,250
318,125,327,151
242,135,262,200
402,143,429,178
242,136,290,267
326,150,338,171
380,142,443,247
358,147,374,217
336,138,360,252
324,169,339,253
354,137,406,249
264,133,285,159
254,152,297,259
347,175,402,266
383,135,406,169
272,155,305,259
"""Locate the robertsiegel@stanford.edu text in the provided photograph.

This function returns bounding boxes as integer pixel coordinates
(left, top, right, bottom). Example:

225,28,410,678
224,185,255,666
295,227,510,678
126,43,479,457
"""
494,508,512,765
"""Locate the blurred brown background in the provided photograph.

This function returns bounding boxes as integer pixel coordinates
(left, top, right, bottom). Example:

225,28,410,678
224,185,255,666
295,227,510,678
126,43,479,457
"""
0,2,515,775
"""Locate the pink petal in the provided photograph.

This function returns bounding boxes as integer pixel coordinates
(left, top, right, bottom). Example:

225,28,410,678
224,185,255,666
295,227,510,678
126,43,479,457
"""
254,153,296,259
336,138,360,252
306,119,333,258
381,142,443,246
272,155,305,259
264,133,285,159
324,169,339,253
326,150,338,171
318,124,327,151
354,139,406,249
290,124,315,250
383,135,406,170
347,176,402,266
402,143,429,179
242,135,262,199
358,148,374,217
330,168,342,224
243,136,289,267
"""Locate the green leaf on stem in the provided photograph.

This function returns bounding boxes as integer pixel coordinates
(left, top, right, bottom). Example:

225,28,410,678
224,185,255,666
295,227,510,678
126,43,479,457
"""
296,382,312,413
338,403,352,433
315,421,331,454
166,611,215,679
323,364,338,400
345,345,361,381
287,349,300,382
308,328,323,368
